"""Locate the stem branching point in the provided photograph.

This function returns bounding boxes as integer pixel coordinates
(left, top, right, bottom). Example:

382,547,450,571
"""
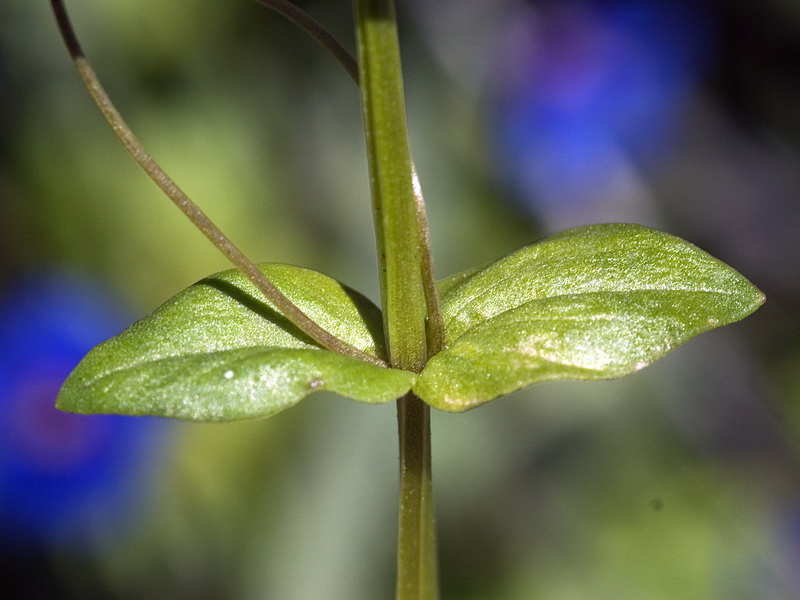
354,0,441,597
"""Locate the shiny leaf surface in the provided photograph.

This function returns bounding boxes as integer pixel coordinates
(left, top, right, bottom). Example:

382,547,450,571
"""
415,224,764,411
57,264,415,421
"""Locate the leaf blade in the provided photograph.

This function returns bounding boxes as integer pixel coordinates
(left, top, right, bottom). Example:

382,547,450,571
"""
57,264,415,421
61,347,413,421
416,224,764,411
439,223,763,343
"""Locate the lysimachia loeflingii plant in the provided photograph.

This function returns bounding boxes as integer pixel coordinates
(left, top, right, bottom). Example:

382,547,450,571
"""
50,1,764,598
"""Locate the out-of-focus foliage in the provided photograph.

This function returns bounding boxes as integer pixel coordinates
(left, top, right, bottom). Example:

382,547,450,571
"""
2,0,799,598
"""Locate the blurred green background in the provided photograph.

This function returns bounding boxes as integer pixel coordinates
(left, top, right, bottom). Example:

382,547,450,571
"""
2,0,800,598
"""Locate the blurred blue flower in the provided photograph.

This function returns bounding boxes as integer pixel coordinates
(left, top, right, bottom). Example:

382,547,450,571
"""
490,0,715,224
0,270,168,547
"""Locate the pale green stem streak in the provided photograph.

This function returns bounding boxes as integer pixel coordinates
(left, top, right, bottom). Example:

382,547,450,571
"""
354,0,440,598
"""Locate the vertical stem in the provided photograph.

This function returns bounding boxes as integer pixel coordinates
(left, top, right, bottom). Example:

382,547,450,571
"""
355,0,426,373
354,1,439,598
396,392,438,600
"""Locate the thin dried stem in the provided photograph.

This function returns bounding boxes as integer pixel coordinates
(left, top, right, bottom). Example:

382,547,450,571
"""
253,0,358,82
50,0,386,368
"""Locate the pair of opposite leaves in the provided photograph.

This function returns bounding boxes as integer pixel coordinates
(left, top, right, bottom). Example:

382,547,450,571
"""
57,223,764,421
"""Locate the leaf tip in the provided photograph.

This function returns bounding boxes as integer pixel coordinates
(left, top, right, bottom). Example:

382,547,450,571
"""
756,289,767,308
737,282,765,321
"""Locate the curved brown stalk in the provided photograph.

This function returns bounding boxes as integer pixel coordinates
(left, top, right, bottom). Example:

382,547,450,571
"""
49,0,386,368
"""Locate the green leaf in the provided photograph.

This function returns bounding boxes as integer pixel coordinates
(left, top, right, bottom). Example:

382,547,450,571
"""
414,224,764,411
57,264,415,421
435,264,483,299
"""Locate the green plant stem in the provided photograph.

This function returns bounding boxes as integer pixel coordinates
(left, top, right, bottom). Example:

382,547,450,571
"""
396,392,438,600
354,0,439,597
256,0,446,356
49,0,385,368
355,0,427,372
412,169,446,357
